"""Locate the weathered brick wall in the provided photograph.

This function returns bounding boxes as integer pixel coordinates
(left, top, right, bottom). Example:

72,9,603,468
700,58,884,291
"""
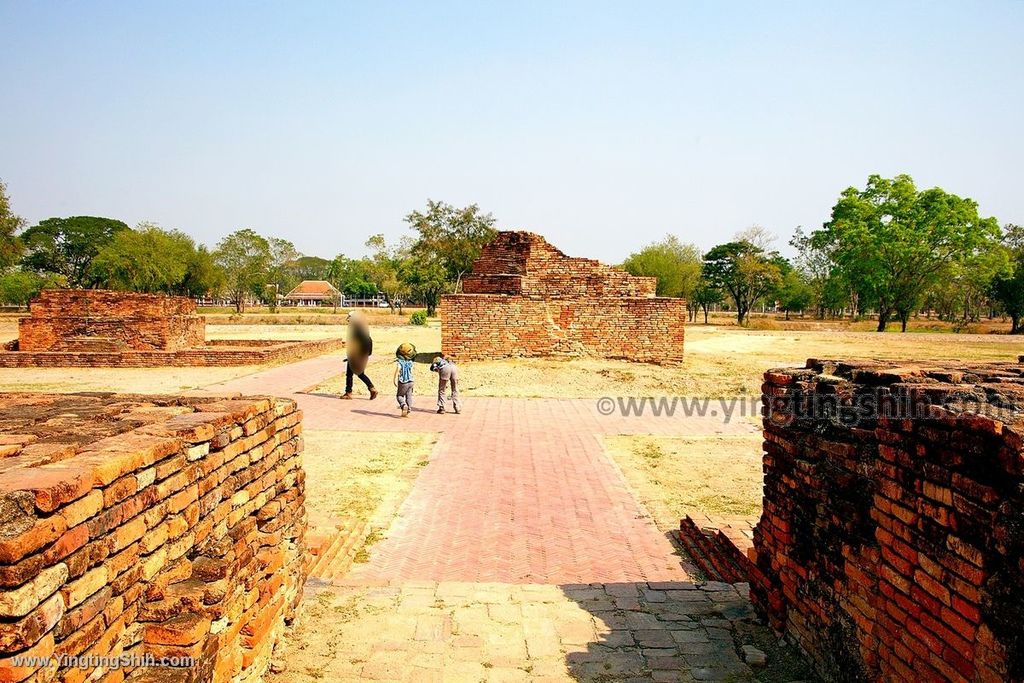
0,338,344,368
462,231,657,299
443,232,683,362
18,290,205,352
753,359,1024,682
441,294,685,363
0,393,308,682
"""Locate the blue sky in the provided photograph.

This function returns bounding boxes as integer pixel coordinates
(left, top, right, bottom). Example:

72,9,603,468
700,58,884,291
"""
2,1,1021,262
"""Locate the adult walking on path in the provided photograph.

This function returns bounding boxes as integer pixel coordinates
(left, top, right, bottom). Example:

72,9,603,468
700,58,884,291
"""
341,310,378,400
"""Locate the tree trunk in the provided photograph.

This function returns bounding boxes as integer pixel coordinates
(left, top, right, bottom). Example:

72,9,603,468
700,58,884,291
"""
1012,315,1021,334
876,307,890,332
901,317,908,333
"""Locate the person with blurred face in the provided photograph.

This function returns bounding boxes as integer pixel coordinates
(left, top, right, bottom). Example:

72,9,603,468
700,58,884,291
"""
341,310,378,400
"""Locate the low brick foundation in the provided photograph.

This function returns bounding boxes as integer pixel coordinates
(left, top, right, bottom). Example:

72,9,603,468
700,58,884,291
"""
18,291,206,353
752,358,1024,682
0,392,308,682
0,338,344,368
676,514,759,584
3,290,343,367
441,232,685,363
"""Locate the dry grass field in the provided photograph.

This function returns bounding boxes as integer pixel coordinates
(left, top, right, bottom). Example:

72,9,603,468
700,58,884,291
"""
317,320,1023,400
603,434,764,528
301,431,438,561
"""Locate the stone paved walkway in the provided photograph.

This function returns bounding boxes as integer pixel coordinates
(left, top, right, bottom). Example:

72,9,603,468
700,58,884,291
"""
206,355,785,682
286,579,758,683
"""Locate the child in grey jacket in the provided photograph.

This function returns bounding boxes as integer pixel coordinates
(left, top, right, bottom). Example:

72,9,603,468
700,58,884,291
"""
429,354,460,414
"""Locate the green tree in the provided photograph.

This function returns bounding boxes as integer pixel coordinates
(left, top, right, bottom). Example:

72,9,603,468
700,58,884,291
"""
691,279,723,324
403,250,448,316
290,256,332,282
326,255,377,298
406,200,497,292
993,225,1024,334
0,271,60,308
702,240,782,325
622,235,702,298
365,234,409,312
266,238,300,312
790,227,850,318
811,174,1001,332
214,229,271,313
776,267,814,320
90,223,194,293
181,246,225,298
0,180,26,271
21,216,129,287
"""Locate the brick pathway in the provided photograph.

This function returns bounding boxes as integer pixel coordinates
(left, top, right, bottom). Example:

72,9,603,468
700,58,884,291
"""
207,356,755,584
208,356,789,682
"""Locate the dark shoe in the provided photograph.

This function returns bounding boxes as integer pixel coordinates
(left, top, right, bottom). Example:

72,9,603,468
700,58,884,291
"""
340,393,353,400
401,406,409,417
436,408,445,414
369,388,379,400
454,406,460,414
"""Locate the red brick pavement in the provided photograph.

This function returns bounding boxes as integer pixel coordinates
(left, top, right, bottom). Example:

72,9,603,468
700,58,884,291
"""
207,355,757,584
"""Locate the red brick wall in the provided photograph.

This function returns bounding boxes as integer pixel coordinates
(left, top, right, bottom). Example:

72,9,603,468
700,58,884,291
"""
0,338,344,368
0,393,308,682
752,359,1024,682
443,232,681,363
441,294,685,363
18,290,205,352
462,232,657,299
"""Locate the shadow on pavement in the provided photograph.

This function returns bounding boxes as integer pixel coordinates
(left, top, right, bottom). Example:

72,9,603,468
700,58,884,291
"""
561,581,817,682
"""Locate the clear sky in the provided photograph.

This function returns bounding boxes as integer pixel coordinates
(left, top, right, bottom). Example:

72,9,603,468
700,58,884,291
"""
2,1,1021,262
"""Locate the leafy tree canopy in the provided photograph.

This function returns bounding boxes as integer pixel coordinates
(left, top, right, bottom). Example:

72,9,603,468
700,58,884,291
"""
0,180,25,271
406,200,497,291
21,215,129,287
702,238,782,325
621,235,702,298
811,174,1001,331
214,229,272,313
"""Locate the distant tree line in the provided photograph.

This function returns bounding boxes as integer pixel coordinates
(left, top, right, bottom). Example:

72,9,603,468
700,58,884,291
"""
2,174,1022,332
0,183,496,316
621,174,1024,334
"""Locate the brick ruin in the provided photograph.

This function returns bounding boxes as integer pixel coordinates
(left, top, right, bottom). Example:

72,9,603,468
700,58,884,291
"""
441,231,686,363
751,358,1024,682
1,290,343,367
0,392,307,682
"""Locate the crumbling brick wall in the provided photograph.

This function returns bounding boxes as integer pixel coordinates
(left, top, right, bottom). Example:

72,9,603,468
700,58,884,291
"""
18,290,206,352
753,359,1024,682
442,232,685,363
0,393,307,682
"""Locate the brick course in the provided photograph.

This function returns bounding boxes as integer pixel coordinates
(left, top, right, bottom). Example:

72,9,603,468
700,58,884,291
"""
19,290,205,352
2,290,343,367
751,358,1024,682
442,232,685,363
0,393,308,682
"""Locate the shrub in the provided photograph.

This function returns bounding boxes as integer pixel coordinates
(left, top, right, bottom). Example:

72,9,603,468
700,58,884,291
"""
410,311,428,326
